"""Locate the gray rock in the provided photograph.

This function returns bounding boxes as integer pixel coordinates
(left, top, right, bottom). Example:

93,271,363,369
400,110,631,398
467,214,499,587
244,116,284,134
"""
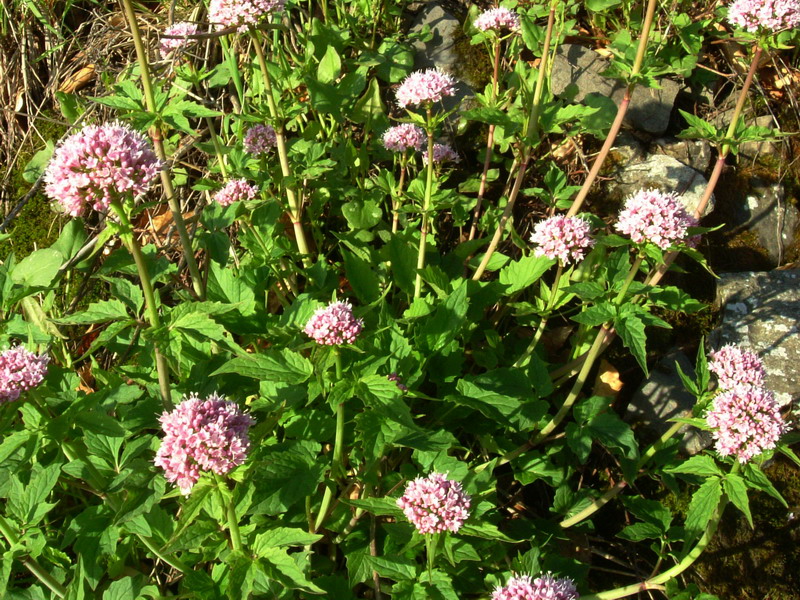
409,3,472,111
729,177,799,268
713,270,800,411
551,44,681,135
608,153,715,217
653,137,712,173
627,350,713,455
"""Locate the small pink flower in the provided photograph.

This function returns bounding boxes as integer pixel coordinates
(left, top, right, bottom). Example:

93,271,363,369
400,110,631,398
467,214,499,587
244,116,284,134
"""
727,0,800,32
244,124,277,155
529,216,594,265
396,69,456,108
208,0,285,31
492,573,578,600
154,393,254,494
396,472,471,534
708,344,766,389
213,178,258,206
706,385,787,463
422,143,459,165
0,346,49,404
615,188,698,249
475,7,521,32
44,122,161,217
304,301,363,346
382,124,426,153
160,22,198,59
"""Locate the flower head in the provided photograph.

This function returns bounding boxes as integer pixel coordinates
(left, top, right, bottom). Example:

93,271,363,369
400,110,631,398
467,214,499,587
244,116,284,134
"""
396,472,471,534
0,346,49,404
615,188,698,249
160,22,198,59
475,7,521,32
44,122,161,217
304,301,363,346
727,0,800,32
154,393,254,494
529,216,595,265
492,573,579,600
382,124,426,153
244,124,277,155
708,344,766,389
706,385,787,463
422,143,459,166
213,178,258,206
208,0,285,31
396,69,456,108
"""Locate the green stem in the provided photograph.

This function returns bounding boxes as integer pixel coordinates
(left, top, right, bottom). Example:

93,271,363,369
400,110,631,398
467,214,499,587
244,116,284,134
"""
425,532,440,582
215,474,242,551
414,107,436,298
109,200,172,409
468,36,502,242
513,262,564,368
313,347,347,532
0,514,66,598
119,0,205,300
580,499,728,600
249,27,311,262
391,152,409,234
471,2,556,280
566,0,658,218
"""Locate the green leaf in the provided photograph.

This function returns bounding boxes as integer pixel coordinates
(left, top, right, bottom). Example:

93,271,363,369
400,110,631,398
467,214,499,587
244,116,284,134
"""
571,303,616,326
724,474,752,528
365,555,417,582
499,255,555,294
317,45,342,84
342,250,380,304
0,430,32,463
250,443,325,515
743,463,787,507
253,528,323,551
615,306,648,375
618,521,663,542
667,455,723,477
55,299,130,324
260,547,325,593
11,248,62,289
685,477,722,539
212,350,313,384
460,521,518,542
418,280,469,352
375,40,414,82
586,0,622,10
23,141,55,183
345,497,405,518
352,77,386,129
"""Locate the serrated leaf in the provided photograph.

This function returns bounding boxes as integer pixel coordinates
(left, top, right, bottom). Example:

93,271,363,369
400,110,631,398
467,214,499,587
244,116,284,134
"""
212,350,313,384
743,463,787,507
724,474,752,528
55,299,130,324
253,528,323,552
572,303,616,326
667,455,723,477
499,255,555,294
685,477,722,539
260,547,325,593
460,521,518,542
615,307,648,375
365,555,417,581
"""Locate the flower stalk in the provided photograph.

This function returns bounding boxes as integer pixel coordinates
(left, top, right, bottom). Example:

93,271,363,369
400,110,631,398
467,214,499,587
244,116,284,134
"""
513,262,564,368
119,0,205,300
0,514,66,598
414,108,436,298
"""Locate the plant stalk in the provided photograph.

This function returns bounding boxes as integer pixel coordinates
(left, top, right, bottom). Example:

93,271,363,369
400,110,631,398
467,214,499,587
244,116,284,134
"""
119,0,205,300
0,514,66,598
414,107,436,298
513,262,563,368
566,0,658,217
109,200,172,409
249,27,312,262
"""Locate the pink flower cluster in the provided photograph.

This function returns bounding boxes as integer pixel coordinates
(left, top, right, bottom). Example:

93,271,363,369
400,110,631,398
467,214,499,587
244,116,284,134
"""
396,472,471,534
727,0,800,32
154,393,254,495
382,124,426,153
213,178,258,206
615,188,698,249
0,346,49,404
160,22,198,59
304,301,363,346
208,0,285,31
475,7,521,32
244,124,277,155
396,69,456,108
423,143,459,166
708,344,766,389
44,122,161,217
529,215,594,265
706,385,786,463
492,573,578,600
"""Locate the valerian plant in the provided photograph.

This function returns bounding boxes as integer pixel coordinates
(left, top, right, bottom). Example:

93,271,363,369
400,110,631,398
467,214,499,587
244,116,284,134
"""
0,0,797,598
